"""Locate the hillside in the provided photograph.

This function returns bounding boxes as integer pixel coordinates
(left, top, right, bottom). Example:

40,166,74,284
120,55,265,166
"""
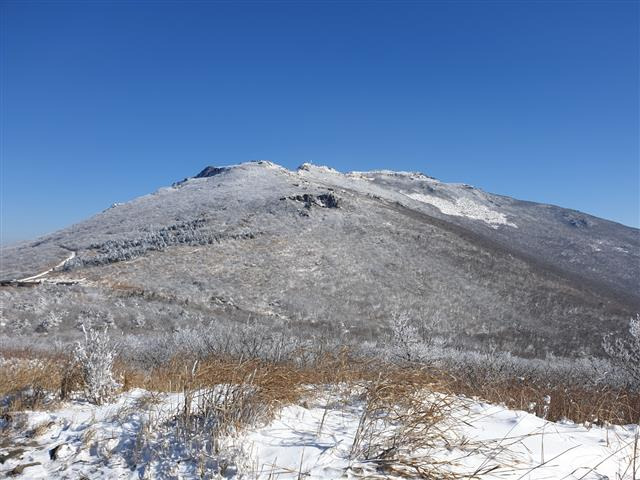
1,161,638,357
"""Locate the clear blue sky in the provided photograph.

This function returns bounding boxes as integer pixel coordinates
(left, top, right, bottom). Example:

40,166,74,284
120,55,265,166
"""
1,1,638,244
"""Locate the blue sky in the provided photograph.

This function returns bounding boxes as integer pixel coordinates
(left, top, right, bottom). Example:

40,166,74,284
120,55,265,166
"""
1,1,638,243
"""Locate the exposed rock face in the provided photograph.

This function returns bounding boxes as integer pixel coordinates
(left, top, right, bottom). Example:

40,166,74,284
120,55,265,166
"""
287,192,340,209
317,193,340,209
195,166,228,178
0,161,638,358
563,212,595,229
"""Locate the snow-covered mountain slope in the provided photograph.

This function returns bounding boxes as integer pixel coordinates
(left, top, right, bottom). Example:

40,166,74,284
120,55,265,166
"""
1,161,638,357
298,162,639,301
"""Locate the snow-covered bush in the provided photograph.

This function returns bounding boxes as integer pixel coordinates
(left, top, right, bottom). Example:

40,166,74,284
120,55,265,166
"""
603,314,640,389
35,311,62,333
386,313,433,363
73,324,118,405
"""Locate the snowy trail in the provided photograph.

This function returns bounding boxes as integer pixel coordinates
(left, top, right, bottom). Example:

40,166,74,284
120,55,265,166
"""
17,250,76,282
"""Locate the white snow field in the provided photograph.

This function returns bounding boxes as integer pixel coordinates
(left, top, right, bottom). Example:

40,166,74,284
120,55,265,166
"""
1,388,637,479
405,193,518,229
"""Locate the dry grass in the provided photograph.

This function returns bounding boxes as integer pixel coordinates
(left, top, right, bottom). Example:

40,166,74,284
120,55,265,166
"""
344,374,463,479
0,348,75,411
1,347,638,427
121,353,639,425
447,374,640,426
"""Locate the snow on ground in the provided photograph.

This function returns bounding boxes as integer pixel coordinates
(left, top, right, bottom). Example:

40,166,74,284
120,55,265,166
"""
238,394,638,479
1,388,637,479
0,389,185,479
452,402,638,480
405,192,518,229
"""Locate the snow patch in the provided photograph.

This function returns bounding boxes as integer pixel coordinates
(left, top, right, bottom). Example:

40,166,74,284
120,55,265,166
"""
297,163,340,175
346,170,435,182
406,192,517,228
252,160,289,172
345,172,375,181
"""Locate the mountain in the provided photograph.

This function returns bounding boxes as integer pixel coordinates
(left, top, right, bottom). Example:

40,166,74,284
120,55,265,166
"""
1,161,638,357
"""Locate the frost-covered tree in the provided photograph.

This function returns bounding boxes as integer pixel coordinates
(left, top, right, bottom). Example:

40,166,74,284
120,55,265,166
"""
73,324,118,405
603,314,640,389
387,312,431,363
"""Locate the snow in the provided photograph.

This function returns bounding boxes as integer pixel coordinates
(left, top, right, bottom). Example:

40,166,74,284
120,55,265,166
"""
0,389,184,479
406,192,518,229
1,388,637,479
297,163,340,175
455,402,638,479
345,172,376,181
237,394,638,479
346,170,430,181
239,397,362,478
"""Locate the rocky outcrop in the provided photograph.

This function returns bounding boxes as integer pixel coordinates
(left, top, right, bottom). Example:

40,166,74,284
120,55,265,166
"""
195,166,229,178
287,192,340,209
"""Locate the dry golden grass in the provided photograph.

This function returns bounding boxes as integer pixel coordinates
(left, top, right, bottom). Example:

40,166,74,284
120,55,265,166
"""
447,375,640,426
0,349,71,411
1,347,638,427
